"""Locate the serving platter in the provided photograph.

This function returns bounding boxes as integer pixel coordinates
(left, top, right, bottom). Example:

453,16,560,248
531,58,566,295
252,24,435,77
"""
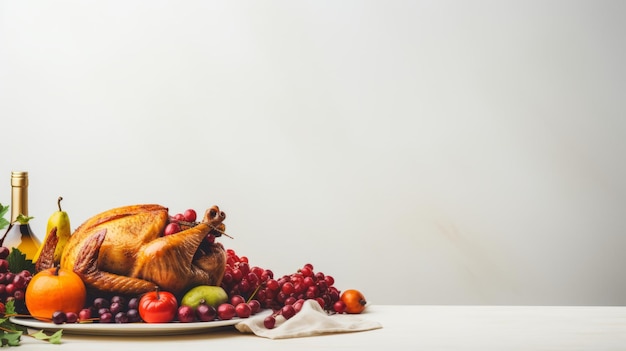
10,311,269,336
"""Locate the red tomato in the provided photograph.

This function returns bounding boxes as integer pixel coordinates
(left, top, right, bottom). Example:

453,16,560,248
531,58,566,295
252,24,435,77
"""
138,288,178,323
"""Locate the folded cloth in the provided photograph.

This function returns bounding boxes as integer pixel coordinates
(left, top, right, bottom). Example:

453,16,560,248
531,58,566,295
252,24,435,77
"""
235,299,383,339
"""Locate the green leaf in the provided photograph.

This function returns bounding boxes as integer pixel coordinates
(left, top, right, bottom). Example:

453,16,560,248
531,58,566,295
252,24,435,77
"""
1,330,22,347
0,204,8,219
49,330,63,344
5,299,15,315
30,330,49,340
30,329,63,343
0,298,63,346
7,248,35,274
0,203,9,231
14,214,33,225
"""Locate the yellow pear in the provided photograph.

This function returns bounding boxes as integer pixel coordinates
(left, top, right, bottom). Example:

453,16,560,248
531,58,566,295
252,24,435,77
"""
33,197,71,263
181,285,228,309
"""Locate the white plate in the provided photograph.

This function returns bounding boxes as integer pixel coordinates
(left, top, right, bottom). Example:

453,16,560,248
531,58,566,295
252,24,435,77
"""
10,311,269,336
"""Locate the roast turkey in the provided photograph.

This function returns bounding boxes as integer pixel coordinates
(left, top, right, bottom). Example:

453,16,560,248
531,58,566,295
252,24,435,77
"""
35,204,227,297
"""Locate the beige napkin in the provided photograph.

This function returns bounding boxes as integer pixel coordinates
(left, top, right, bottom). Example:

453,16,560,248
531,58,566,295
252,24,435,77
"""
235,299,382,339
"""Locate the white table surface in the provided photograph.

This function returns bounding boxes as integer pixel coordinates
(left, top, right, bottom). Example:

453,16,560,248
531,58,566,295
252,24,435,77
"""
17,305,626,350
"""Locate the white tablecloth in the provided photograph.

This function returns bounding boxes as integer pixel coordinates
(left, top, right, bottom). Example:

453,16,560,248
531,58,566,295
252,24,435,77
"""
18,305,626,350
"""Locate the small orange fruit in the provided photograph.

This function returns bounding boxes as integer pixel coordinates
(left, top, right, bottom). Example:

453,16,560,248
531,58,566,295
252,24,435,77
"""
25,266,86,321
340,289,367,314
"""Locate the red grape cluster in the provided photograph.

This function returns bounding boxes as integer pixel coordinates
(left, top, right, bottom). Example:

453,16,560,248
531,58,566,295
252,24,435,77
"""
57,295,143,324
165,208,219,253
164,208,198,236
177,298,263,323
262,299,303,329
0,246,32,313
221,249,342,313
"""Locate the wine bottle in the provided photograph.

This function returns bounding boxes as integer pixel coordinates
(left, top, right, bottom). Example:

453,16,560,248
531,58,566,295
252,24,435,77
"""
0,171,41,259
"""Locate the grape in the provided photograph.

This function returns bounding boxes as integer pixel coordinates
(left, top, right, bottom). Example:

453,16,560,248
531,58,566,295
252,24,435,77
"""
183,209,197,222
127,297,139,310
177,305,195,323
13,289,24,301
324,275,335,286
110,301,123,315
19,270,32,278
196,303,216,322
79,308,92,322
315,297,325,309
93,297,109,309
115,312,129,324
0,247,9,259
293,299,305,313
239,279,251,293
0,259,9,273
284,296,296,306
164,222,181,236
205,234,216,244
99,312,113,323
281,282,294,295
305,287,317,300
230,295,245,306
127,309,141,323
263,315,276,329
281,305,296,320
12,274,25,289
5,284,16,296
216,303,236,320
111,295,126,306
52,311,67,325
248,300,261,315
66,312,78,323
266,279,279,291
231,268,243,281
318,280,328,292
235,303,251,318
247,272,259,286
333,300,347,314
300,266,313,277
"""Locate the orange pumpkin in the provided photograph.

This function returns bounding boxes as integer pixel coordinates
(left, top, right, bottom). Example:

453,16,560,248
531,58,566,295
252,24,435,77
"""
25,266,87,321
340,289,367,314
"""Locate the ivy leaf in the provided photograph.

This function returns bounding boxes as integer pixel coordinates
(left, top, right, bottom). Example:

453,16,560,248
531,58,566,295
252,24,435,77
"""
30,330,49,340
48,330,63,344
0,299,63,346
7,248,35,274
1,330,22,347
0,203,8,230
14,214,33,225
5,299,16,315
30,329,63,344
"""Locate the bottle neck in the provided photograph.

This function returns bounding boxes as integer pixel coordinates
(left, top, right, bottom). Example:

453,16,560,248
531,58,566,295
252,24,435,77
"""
10,172,29,222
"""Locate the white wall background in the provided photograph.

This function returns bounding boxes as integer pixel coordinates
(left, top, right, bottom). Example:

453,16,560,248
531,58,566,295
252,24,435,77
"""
1,0,625,305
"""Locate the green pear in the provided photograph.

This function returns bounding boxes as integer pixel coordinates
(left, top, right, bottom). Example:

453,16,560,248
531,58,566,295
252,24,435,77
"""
181,285,228,308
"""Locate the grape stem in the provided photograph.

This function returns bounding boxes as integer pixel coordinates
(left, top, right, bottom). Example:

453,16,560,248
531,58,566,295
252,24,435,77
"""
247,284,262,303
175,220,234,239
